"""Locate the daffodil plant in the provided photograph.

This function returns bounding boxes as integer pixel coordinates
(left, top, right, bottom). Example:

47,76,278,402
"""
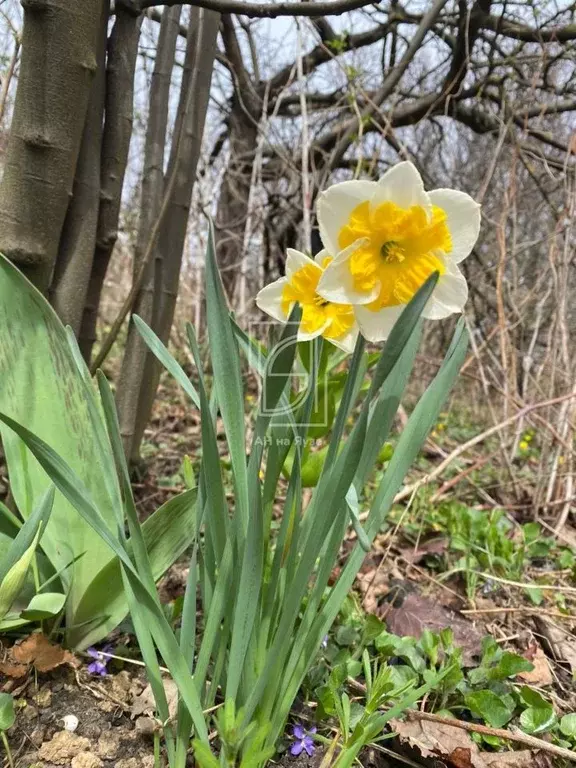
0,163,479,768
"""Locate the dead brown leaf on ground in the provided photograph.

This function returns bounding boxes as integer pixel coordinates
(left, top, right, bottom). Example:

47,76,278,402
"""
130,678,178,720
357,572,417,615
518,643,554,686
385,592,484,665
0,633,78,678
391,717,552,768
356,568,389,614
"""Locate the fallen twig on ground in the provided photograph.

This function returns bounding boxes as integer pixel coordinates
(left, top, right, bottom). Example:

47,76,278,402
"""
406,710,576,763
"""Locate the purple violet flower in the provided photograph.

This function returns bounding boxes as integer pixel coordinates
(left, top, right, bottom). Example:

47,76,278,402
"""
290,723,316,757
86,645,113,676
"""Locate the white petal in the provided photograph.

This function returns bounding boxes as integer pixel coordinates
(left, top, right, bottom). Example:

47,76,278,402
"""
285,248,318,277
371,161,430,213
317,241,380,306
328,324,359,354
314,248,330,265
317,179,378,255
255,278,289,323
298,321,331,342
428,189,481,264
354,304,404,343
423,261,468,319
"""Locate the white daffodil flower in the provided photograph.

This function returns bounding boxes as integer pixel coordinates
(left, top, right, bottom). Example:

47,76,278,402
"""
316,161,481,342
255,248,359,353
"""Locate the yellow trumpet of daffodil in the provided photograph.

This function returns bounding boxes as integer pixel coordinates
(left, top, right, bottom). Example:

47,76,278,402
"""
316,161,481,341
255,248,359,352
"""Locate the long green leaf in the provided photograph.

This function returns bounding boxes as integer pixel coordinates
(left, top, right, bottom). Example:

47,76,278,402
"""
133,315,200,409
227,307,301,701
356,322,422,489
368,272,438,398
204,221,249,536
275,320,469,741
0,486,54,585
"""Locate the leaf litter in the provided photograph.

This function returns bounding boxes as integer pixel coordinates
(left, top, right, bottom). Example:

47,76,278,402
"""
0,633,79,680
391,717,553,768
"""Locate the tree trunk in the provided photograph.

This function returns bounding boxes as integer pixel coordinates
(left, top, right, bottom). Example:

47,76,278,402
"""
79,6,143,362
117,6,220,463
49,2,109,332
0,0,104,292
115,5,182,459
214,15,260,302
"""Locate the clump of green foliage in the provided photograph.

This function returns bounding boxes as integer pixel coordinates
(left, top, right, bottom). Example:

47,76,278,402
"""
302,603,576,758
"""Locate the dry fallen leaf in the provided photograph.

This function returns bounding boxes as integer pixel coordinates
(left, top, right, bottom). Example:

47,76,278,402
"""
356,568,389,614
391,717,552,768
0,633,78,678
131,678,178,720
518,643,553,686
385,592,484,665
0,661,28,679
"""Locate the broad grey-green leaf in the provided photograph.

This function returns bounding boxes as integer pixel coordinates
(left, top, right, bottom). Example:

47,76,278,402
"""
70,488,197,649
0,254,121,626
20,591,66,620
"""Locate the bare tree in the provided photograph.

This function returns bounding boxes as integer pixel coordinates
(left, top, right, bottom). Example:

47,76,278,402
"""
80,6,143,360
0,0,105,291
116,7,220,463
0,0,574,470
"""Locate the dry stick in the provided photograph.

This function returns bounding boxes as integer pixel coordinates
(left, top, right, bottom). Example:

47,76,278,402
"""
550,179,576,531
137,0,377,17
89,164,178,374
389,392,576,506
418,354,573,453
429,451,498,503
89,22,204,376
296,18,311,255
464,315,519,497
323,0,450,177
235,85,270,317
461,607,575,620
454,571,576,596
406,710,576,763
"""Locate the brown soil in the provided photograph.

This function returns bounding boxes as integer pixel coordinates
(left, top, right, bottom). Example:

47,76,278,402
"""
3,667,159,768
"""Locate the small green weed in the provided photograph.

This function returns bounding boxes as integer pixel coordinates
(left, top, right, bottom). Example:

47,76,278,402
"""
391,501,574,600
302,607,576,756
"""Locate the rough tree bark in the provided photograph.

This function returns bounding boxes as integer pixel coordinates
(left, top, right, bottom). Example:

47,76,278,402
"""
117,6,220,463
115,5,182,459
79,5,143,362
214,15,261,301
49,2,109,332
0,0,104,291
